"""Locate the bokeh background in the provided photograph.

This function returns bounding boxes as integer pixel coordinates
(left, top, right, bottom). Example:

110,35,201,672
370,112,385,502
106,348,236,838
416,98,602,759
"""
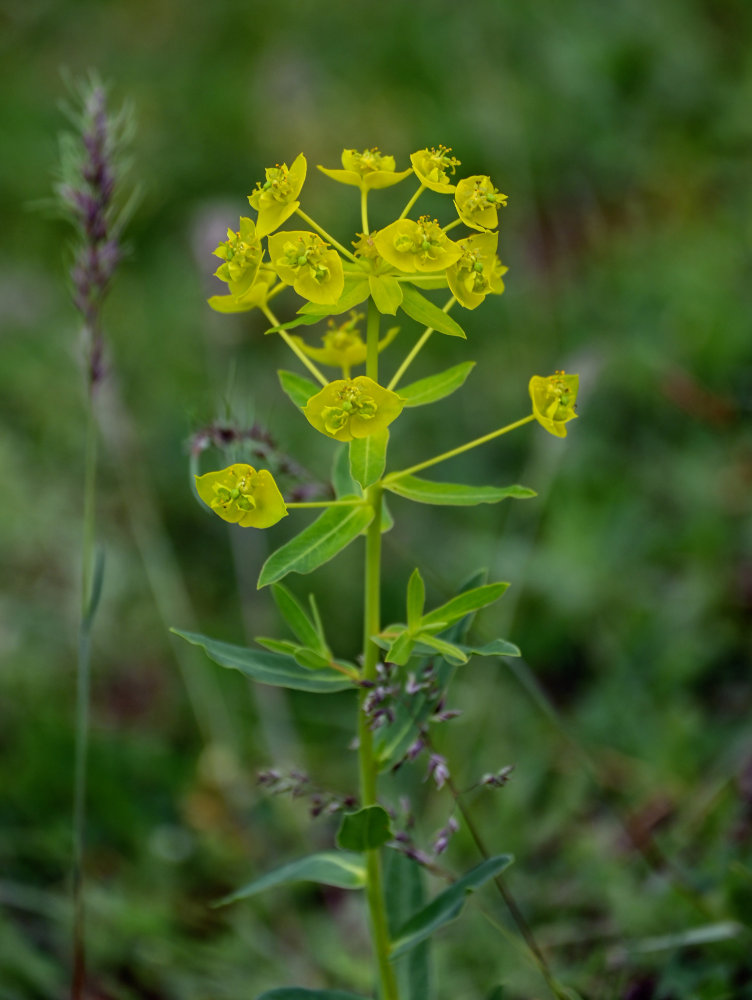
2,1,751,997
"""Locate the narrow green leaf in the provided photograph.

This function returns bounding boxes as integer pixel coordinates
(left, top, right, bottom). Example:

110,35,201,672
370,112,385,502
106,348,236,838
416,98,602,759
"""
380,495,394,534
298,277,370,317
369,274,403,315
258,503,374,587
255,636,301,656
416,631,468,663
278,369,320,408
332,444,361,499
386,629,416,666
460,638,521,658
406,569,425,632
336,805,393,851
385,851,431,1000
399,284,466,339
264,314,322,333
421,583,509,629
257,990,368,1000
391,855,514,958
399,362,475,408
217,851,367,907
386,476,537,506
271,582,323,650
171,629,355,693
349,429,389,490
308,593,327,648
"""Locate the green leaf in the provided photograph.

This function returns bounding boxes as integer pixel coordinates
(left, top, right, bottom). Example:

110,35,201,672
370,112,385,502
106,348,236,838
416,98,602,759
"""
399,362,475,408
399,284,466,339
272,582,324,651
257,990,368,1000
369,274,403,315
385,851,431,1000
264,314,322,333
421,583,509,629
349,429,389,490
255,636,301,656
258,503,374,587
391,855,514,958
380,495,394,534
336,805,393,851
385,628,416,666
217,851,367,906
385,476,537,506
171,630,355,693
298,276,370,317
406,569,425,632
416,631,468,663
459,638,521,658
332,444,361,499
278,369,320,408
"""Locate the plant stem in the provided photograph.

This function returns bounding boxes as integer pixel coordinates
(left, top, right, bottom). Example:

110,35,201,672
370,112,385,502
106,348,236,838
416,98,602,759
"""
387,297,455,391
366,298,380,383
384,414,536,482
295,208,358,262
360,187,369,235
286,499,365,509
359,483,398,1000
72,392,98,1000
398,183,425,219
262,306,328,386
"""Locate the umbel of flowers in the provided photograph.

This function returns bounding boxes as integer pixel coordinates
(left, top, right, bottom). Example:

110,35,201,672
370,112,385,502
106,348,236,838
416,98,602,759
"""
181,147,580,1000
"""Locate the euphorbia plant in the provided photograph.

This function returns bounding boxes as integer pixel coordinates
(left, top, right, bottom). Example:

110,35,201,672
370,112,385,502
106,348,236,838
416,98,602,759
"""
175,145,579,1000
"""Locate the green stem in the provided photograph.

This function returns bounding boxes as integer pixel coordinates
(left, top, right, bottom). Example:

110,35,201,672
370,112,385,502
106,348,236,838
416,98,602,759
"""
387,296,456,391
442,218,463,233
359,483,398,1000
366,298,380,383
398,182,426,219
360,187,369,235
295,208,358,262
72,392,98,1000
262,306,328,386
385,414,536,482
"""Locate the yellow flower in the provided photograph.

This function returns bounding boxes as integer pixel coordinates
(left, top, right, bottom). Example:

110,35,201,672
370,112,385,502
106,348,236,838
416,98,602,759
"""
373,216,462,273
446,233,508,309
410,146,461,193
248,153,307,238
454,175,508,232
207,268,278,314
289,312,399,376
212,217,263,296
304,376,405,442
195,464,288,528
529,372,579,438
318,148,412,190
268,230,345,305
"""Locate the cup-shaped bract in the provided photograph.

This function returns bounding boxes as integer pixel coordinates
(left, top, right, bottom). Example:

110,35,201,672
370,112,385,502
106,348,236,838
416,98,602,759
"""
290,313,399,373
529,372,579,437
248,153,307,238
454,175,508,232
447,233,508,310
410,146,461,193
318,148,412,191
268,230,345,305
212,217,263,297
195,464,288,527
304,376,405,442
373,216,462,274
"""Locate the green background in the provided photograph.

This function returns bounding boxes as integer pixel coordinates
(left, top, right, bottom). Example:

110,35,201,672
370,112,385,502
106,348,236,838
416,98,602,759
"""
2,0,751,997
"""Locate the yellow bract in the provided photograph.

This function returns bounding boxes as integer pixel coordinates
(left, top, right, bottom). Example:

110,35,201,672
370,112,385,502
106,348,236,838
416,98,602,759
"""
248,153,307,238
207,269,278,314
318,148,412,190
268,230,345,305
373,216,462,273
454,175,508,232
446,233,508,310
289,312,399,376
195,464,288,528
410,146,461,193
529,372,579,438
304,376,405,442
213,217,263,296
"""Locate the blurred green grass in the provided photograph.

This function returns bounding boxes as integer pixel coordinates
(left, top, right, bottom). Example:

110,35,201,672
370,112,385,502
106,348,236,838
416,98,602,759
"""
1,0,752,997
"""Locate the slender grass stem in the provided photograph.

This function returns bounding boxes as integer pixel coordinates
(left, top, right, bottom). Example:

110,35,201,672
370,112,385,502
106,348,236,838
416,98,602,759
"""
398,183,425,219
384,414,536,482
294,208,358,262
262,306,328,386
